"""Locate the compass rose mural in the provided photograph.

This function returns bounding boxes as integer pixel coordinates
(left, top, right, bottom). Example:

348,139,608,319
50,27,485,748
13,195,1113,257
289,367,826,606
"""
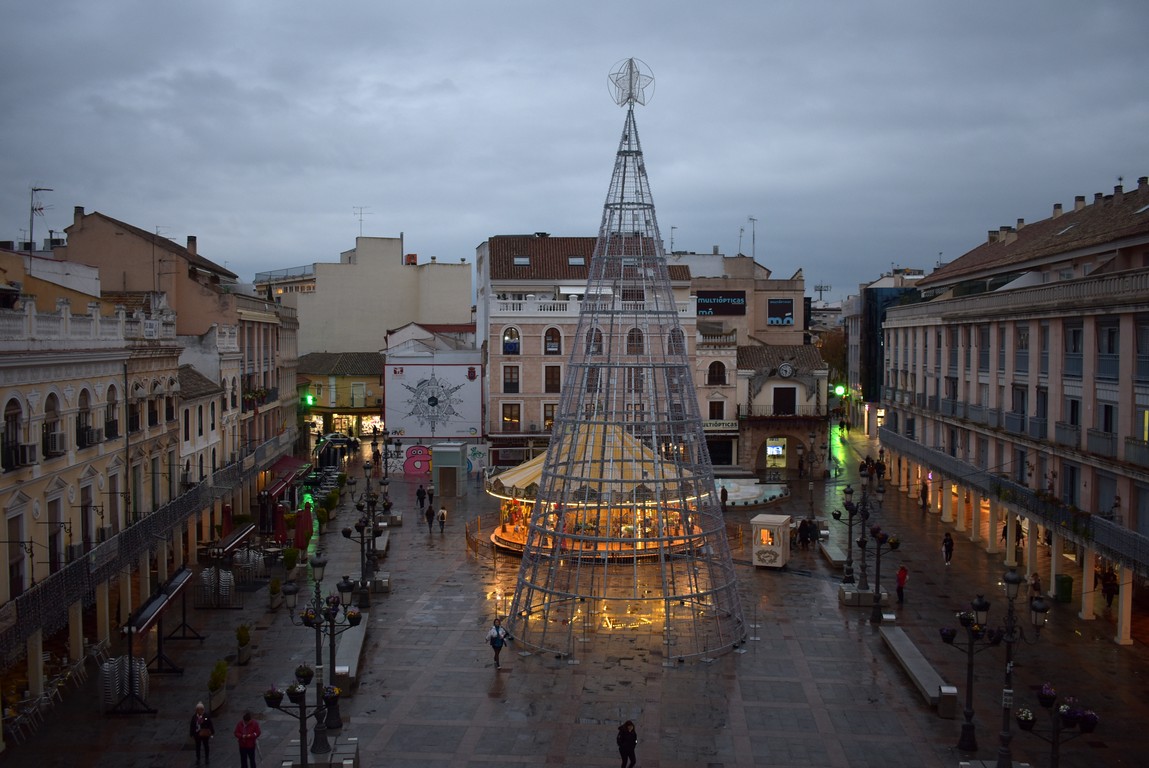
384,364,481,439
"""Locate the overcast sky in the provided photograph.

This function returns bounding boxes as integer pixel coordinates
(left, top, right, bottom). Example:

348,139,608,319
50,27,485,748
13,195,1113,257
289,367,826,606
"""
3,1,1147,300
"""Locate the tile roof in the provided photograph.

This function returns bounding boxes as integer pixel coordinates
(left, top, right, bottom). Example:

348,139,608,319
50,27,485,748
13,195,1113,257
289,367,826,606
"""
75,211,238,280
737,345,827,373
919,179,1149,289
420,323,476,334
487,235,690,281
178,365,223,399
297,352,384,376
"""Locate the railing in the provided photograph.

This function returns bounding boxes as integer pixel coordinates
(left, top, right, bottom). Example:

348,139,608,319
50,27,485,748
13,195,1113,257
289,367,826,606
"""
967,404,985,424
737,405,825,418
1054,421,1080,449
0,435,289,661
1086,428,1117,458
1003,412,1026,435
1138,354,1149,383
1096,353,1119,380
987,409,1002,429
1064,353,1083,378
492,297,695,318
879,427,1149,577
1126,437,1149,468
1027,417,1047,440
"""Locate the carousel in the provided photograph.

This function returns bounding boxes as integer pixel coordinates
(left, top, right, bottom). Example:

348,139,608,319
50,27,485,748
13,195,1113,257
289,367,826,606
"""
484,424,707,561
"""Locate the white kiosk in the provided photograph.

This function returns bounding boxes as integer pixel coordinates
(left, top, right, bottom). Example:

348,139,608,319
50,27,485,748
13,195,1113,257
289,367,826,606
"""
751,514,792,568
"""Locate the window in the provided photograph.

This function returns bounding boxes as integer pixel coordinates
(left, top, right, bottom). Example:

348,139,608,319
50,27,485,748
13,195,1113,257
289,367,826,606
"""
210,402,216,431
626,328,644,355
585,328,603,355
502,328,521,355
1098,323,1119,354
503,366,520,394
707,361,727,386
513,255,530,266
1065,324,1083,353
351,382,366,407
709,401,725,420
1098,402,1117,434
668,329,686,355
543,404,556,431
544,328,562,355
567,255,585,266
626,367,645,393
183,409,190,442
501,403,520,432
1065,396,1081,426
197,405,204,437
544,365,562,394
585,367,600,394
621,287,645,303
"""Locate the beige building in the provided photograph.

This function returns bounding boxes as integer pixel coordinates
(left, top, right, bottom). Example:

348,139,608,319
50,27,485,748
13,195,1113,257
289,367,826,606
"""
254,235,473,356
881,176,1149,646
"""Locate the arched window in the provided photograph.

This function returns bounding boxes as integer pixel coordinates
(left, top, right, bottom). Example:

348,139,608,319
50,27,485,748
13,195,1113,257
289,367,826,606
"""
502,327,521,355
3,398,23,469
210,402,216,431
626,328,644,355
106,385,119,438
183,409,191,442
707,361,727,386
197,405,204,436
211,448,217,470
77,389,92,447
44,393,62,457
198,454,205,480
668,329,686,355
230,377,238,409
585,328,603,355
544,327,562,355
221,381,228,412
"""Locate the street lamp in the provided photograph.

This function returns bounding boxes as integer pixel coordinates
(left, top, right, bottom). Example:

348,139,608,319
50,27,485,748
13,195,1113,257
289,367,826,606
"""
281,554,357,751
995,568,1049,768
939,594,1001,753
381,430,402,481
1017,683,1098,768
264,669,328,768
342,519,373,609
839,482,883,592
857,523,899,624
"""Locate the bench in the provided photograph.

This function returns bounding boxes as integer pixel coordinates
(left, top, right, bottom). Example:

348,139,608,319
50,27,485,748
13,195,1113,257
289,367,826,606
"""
332,615,369,693
375,531,390,555
818,540,847,569
879,626,957,718
373,572,390,593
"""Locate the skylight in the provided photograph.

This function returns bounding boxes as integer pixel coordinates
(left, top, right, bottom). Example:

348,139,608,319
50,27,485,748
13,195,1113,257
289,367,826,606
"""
513,256,529,266
568,256,585,266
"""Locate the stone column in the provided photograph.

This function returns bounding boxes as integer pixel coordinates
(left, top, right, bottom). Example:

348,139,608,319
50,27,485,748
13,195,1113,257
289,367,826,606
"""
1003,514,1018,567
1078,545,1096,620
95,580,112,646
968,495,983,543
1114,566,1133,645
985,500,1001,554
940,479,954,523
954,487,968,533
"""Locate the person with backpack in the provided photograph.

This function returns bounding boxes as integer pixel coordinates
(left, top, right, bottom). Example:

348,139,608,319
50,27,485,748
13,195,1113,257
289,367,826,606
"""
437,505,447,533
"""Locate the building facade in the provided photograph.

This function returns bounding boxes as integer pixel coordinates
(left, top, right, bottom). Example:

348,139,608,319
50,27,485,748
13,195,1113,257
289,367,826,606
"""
880,177,1149,645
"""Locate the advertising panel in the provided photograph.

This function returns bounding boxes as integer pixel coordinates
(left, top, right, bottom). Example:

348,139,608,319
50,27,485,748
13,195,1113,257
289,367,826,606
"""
696,290,747,316
384,364,482,439
767,298,795,326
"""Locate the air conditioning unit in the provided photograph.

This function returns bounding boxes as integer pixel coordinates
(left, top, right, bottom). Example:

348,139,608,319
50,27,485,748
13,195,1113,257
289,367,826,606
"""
46,431,66,455
18,443,39,466
529,423,538,432
90,427,104,444
66,543,85,562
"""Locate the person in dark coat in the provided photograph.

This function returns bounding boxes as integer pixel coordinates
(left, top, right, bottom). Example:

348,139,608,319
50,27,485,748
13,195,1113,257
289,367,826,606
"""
942,532,955,566
425,505,435,534
616,720,638,768
416,484,427,510
190,701,215,763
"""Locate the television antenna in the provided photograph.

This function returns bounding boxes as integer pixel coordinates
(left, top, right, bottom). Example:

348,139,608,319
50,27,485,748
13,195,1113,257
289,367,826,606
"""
748,215,758,260
737,226,744,255
353,206,373,237
814,283,831,301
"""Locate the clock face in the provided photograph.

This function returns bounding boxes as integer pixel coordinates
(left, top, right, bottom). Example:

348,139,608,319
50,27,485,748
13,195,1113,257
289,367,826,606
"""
778,362,794,378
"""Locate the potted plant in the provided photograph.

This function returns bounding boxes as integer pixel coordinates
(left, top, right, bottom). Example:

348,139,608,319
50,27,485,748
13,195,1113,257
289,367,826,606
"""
282,547,300,574
1038,682,1057,708
346,607,362,626
295,663,315,685
1015,707,1036,731
1078,709,1099,734
285,683,307,705
269,577,283,610
236,623,252,665
1058,697,1082,727
322,685,342,704
316,506,330,531
284,512,298,535
939,627,957,645
264,685,284,708
207,660,228,712
300,605,318,627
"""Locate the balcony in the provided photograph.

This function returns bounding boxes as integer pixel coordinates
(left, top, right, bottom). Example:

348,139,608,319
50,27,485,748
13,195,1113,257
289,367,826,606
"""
698,329,737,348
492,296,694,319
1003,412,1026,435
987,409,1002,429
1064,353,1083,378
1086,428,1117,458
1138,354,1149,383
1096,353,1119,380
1027,417,1047,440
940,400,954,417
1054,421,1080,449
1126,437,1149,468
737,405,824,419
967,404,986,424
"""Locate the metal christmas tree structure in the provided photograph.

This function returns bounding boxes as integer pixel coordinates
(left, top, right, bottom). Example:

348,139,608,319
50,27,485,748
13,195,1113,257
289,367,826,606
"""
506,59,745,661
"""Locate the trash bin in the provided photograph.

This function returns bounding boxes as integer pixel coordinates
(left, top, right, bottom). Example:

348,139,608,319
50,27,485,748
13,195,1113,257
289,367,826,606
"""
1055,573,1073,603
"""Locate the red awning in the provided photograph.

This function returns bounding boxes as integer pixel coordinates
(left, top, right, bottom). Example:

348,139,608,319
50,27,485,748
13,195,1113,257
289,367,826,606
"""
270,455,311,476
267,478,291,499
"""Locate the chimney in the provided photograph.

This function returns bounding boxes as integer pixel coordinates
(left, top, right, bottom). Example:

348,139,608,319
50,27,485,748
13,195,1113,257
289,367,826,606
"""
1016,218,1025,230
1002,226,1018,244
74,206,85,227
987,230,1000,243
1052,203,1063,218
1074,195,1086,211
1114,184,1124,204
1139,176,1148,193
186,235,197,256
430,255,436,262
1094,192,1104,205
712,245,719,255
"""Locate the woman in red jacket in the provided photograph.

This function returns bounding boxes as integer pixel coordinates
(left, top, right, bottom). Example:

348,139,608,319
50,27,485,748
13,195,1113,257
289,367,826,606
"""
234,711,261,768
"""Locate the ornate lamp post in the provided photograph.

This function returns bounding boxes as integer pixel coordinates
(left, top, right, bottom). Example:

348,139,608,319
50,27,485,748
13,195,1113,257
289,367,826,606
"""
381,430,402,481
1015,683,1098,768
857,523,899,624
995,568,1049,768
831,484,863,585
343,519,373,609
263,667,329,768
939,594,1001,753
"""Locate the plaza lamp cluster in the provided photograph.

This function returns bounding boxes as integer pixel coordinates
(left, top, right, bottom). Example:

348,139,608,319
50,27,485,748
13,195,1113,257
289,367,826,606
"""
831,481,885,589
345,458,392,608
938,568,1051,767
1015,681,1100,768
281,553,362,757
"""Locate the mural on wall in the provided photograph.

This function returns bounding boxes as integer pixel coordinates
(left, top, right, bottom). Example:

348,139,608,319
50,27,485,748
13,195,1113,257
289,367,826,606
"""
384,364,482,440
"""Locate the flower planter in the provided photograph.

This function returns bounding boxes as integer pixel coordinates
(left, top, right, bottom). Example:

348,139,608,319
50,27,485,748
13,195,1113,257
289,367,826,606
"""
295,667,315,686
1060,710,1081,728
269,591,283,610
1078,713,1098,734
264,693,284,709
939,628,957,644
237,643,252,666
208,685,227,713
1038,693,1056,708
1016,717,1035,731
324,697,343,729
286,687,306,705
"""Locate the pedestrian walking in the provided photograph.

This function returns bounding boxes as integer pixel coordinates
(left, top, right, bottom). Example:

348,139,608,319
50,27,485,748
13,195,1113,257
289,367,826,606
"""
616,720,638,768
1102,571,1118,608
1030,572,1043,600
896,565,908,604
425,505,435,534
416,484,426,511
942,532,954,566
437,505,447,533
190,702,214,764
427,485,435,509
234,711,261,768
719,485,728,512
487,617,510,668
797,519,810,550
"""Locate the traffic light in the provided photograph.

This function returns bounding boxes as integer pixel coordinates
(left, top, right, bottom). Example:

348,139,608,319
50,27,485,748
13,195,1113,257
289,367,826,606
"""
303,392,315,407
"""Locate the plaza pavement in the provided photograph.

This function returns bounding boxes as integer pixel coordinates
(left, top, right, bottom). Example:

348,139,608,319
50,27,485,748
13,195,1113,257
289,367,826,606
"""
2,431,1147,768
